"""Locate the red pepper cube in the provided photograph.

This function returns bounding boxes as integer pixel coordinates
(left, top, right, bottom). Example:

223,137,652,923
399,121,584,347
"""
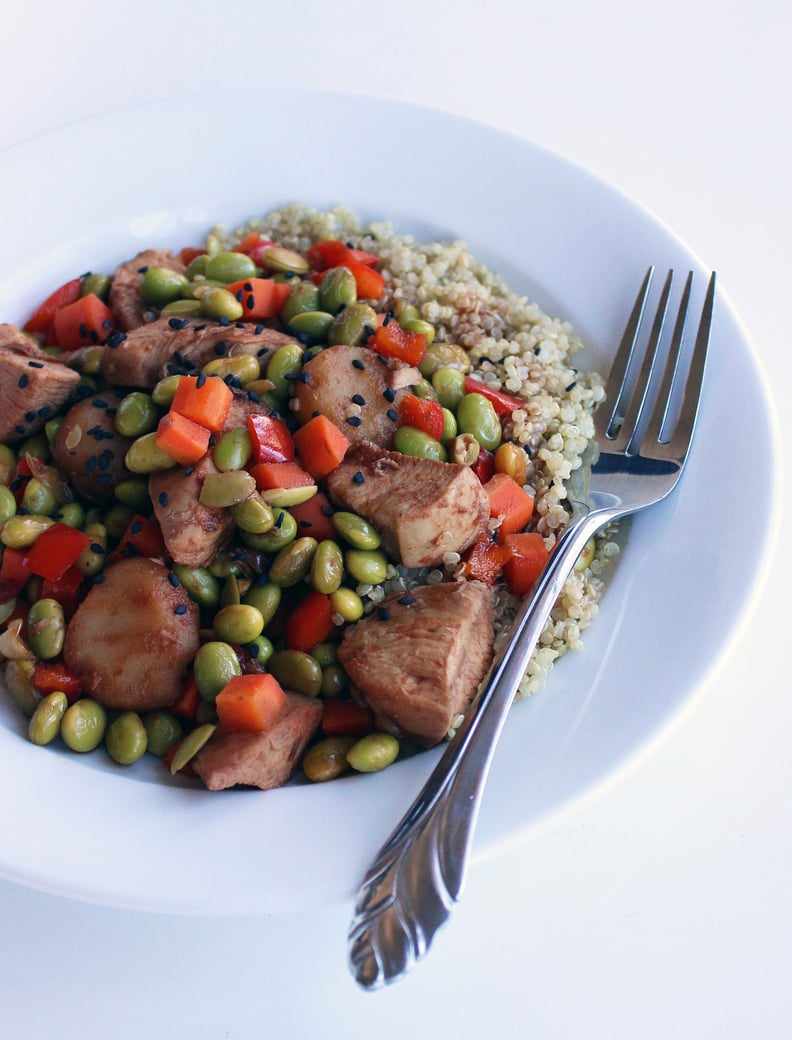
368,322,427,367
247,413,295,465
398,394,445,441
26,523,92,582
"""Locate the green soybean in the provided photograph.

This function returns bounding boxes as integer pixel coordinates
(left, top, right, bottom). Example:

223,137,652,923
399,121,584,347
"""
54,502,85,528
268,536,318,587
286,310,334,344
265,343,304,397
302,735,355,782
125,432,177,474
456,392,502,451
199,470,256,508
80,272,111,301
267,650,322,697
21,479,58,517
240,507,296,552
393,425,447,462
139,267,189,306
193,641,242,701
310,540,344,594
197,286,244,323
257,246,309,275
105,711,148,765
28,691,68,746
281,281,321,324
331,511,381,550
212,428,253,472
61,699,107,753
4,660,40,717
76,522,107,578
246,635,274,666
115,392,159,437
329,587,364,622
0,485,17,525
26,598,65,660
204,250,257,283
172,564,220,609
151,375,183,406
144,711,182,757
319,267,357,314
229,493,274,534
320,664,348,698
0,445,16,485
328,302,378,347
213,604,265,645
103,503,134,540
1,515,54,549
431,366,467,410
344,548,388,585
114,477,151,512
242,582,281,628
347,732,400,773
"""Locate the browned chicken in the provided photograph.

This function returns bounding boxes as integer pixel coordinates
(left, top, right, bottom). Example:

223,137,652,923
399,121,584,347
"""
149,454,235,568
194,692,323,790
63,557,200,712
51,393,133,503
292,344,421,448
101,317,297,388
108,248,186,331
337,580,494,746
325,441,489,568
0,324,80,442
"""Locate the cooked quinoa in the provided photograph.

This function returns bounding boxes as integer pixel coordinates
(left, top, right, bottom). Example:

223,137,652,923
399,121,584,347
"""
211,203,619,703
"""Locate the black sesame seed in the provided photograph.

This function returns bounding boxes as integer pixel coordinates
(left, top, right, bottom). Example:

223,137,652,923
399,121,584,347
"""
78,323,87,338
320,504,334,516
92,398,107,409
167,317,185,330
398,594,416,606
18,374,28,388
97,473,113,486
174,604,187,616
296,371,309,384
352,471,365,484
346,416,362,427
351,393,366,406
92,573,107,584
130,519,142,535
274,512,284,529
168,572,180,587
213,341,228,356
102,318,113,329
256,347,269,358
299,520,313,528
85,456,97,473
183,466,194,476
14,425,25,436
24,411,35,422
247,390,261,403
27,360,45,368
90,542,105,554
90,330,99,344
234,289,244,302
382,387,396,402
193,323,207,331
383,309,394,326
137,266,149,273
218,316,230,327
565,381,577,392
248,641,260,658
37,406,52,419
254,324,264,335
352,359,365,370
196,372,207,389
386,408,398,422
246,294,255,309
377,607,390,621
158,492,169,507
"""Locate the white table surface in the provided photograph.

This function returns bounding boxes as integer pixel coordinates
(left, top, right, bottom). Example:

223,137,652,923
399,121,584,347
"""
1,2,789,1037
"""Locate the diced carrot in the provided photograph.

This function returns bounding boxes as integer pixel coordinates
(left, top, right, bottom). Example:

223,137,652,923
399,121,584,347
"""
171,675,200,722
231,232,272,256
463,376,526,417
398,394,445,441
23,277,82,335
33,661,82,702
224,278,291,320
170,373,233,432
462,531,510,585
368,321,427,367
249,460,315,492
155,412,211,466
284,590,336,653
292,414,351,479
321,698,374,737
247,413,295,464
26,523,92,581
484,473,535,535
305,240,379,270
51,293,115,350
502,532,550,595
215,673,287,733
288,491,336,540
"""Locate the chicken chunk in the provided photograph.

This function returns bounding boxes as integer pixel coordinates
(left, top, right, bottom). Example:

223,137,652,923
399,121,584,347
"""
63,557,200,712
337,581,494,746
149,454,234,568
101,316,297,388
108,248,186,331
292,344,420,448
51,392,133,503
194,692,323,791
325,441,488,568
0,324,80,442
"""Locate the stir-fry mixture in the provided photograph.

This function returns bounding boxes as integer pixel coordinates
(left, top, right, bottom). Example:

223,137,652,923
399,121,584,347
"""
0,204,617,789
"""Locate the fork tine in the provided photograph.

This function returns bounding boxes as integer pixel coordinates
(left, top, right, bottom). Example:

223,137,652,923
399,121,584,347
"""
645,271,715,461
594,266,654,443
609,269,673,453
642,271,692,447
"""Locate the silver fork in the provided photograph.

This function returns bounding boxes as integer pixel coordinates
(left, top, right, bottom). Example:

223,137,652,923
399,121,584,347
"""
348,267,716,990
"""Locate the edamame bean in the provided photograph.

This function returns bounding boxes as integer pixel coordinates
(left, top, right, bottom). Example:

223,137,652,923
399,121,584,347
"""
105,711,148,765
144,710,182,757
456,392,502,452
346,732,400,773
76,522,107,578
329,587,364,622
169,723,216,774
61,699,107,752
440,407,457,443
0,485,17,525
393,300,419,323
185,254,209,279
212,428,253,472
196,286,244,322
44,416,63,445
204,250,257,283
219,573,241,608
240,506,296,552
258,484,317,508
193,641,242,701
302,735,355,782
310,642,338,667
246,635,274,665
280,281,321,323
27,598,65,660
113,477,151,512
103,503,134,540
139,267,189,306
0,445,16,485
160,299,203,318
393,425,447,462
242,582,281,628
330,511,381,550
344,548,388,585
574,537,597,573
268,536,318,587
328,302,378,346
320,664,348,698
213,604,265,645
114,392,159,437
202,354,260,384
21,478,58,517
54,502,85,528
257,246,309,275
265,343,304,397
413,379,439,401
0,597,16,626
286,310,334,344
431,366,467,410
80,272,111,301
319,267,357,314
125,432,178,473
4,660,40,717
400,317,435,343
151,375,183,406
207,552,243,579
229,494,274,534
418,341,471,377
28,691,68,746
267,650,322,697
20,433,50,462
199,470,256,507
310,540,344,594
172,565,220,609
448,432,480,467
1,515,54,549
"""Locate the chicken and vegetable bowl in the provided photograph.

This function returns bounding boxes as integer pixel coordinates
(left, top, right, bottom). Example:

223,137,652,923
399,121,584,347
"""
0,203,618,791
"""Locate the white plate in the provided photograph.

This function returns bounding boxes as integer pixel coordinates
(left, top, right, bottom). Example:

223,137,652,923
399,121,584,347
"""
0,90,780,914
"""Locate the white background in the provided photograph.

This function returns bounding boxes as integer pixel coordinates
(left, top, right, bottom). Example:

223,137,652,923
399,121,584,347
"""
1,2,789,1037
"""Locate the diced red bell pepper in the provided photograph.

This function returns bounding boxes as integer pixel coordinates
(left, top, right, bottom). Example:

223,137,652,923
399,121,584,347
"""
321,697,375,737
170,675,200,723
41,564,84,618
305,240,379,271
463,376,526,417
502,532,551,595
283,590,336,653
26,523,92,581
368,321,427,367
10,456,34,506
0,546,31,592
247,413,295,465
398,394,445,441
33,661,83,702
288,491,336,540
111,514,166,562
472,447,495,483
22,277,82,336
179,247,206,266
462,531,510,585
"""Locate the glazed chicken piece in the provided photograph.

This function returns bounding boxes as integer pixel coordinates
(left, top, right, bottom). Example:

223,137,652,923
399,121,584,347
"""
337,581,494,746
292,344,421,449
101,317,298,388
108,248,186,331
63,557,200,712
0,324,80,442
194,692,323,791
325,441,489,568
149,454,235,568
51,392,133,503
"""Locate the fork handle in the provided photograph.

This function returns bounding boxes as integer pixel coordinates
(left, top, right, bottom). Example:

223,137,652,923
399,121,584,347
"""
348,506,607,989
